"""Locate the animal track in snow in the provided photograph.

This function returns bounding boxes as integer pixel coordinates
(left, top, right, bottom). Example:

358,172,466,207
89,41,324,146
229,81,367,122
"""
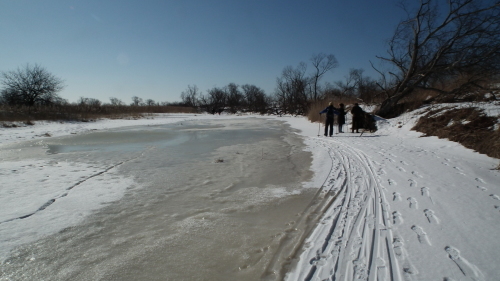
477,186,487,191
411,225,431,245
442,162,450,166
397,166,406,172
393,211,403,225
407,197,418,209
490,194,500,200
388,179,397,186
424,209,439,224
400,160,409,165
445,246,485,281
393,192,402,201
377,168,387,175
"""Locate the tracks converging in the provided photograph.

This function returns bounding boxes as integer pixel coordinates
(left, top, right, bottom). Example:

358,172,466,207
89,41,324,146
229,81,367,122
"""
290,138,403,281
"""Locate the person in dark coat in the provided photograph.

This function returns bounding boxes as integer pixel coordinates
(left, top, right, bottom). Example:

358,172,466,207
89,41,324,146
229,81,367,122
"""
337,103,348,133
350,103,364,133
319,102,338,137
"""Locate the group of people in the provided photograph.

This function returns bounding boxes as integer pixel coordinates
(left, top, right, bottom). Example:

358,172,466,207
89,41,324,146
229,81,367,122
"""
319,102,364,137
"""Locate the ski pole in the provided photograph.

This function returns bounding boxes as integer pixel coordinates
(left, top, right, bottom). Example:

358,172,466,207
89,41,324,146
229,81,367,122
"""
317,114,321,136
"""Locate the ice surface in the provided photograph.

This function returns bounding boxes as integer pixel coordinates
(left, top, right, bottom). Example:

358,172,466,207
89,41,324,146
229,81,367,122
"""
0,117,315,281
1,111,499,281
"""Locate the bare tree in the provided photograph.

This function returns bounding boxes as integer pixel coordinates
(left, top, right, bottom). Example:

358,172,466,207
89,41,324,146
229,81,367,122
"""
146,99,156,106
78,97,102,112
180,85,201,107
1,88,24,106
1,64,64,112
109,97,124,106
310,53,338,101
131,96,143,106
225,83,244,113
275,62,310,115
242,84,268,114
375,0,500,117
335,69,363,97
201,87,227,114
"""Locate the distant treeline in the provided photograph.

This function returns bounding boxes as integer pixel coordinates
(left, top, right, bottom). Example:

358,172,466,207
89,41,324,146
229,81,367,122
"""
2,0,500,122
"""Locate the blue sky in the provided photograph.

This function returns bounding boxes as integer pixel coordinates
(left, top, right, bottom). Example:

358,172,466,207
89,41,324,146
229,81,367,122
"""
1,0,404,104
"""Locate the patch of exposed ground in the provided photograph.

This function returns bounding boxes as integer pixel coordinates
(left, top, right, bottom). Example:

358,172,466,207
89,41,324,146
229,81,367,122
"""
413,107,500,159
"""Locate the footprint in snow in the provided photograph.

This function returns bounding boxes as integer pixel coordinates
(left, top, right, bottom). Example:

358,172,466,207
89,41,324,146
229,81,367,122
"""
393,211,403,225
388,179,397,186
442,162,450,166
393,237,405,258
453,166,463,172
400,160,409,165
421,187,430,197
495,206,500,212
397,166,406,172
477,186,487,191
424,209,439,224
445,246,485,281
411,225,431,245
490,194,500,201
475,178,486,184
393,192,402,201
408,179,417,187
407,197,418,209
411,171,423,178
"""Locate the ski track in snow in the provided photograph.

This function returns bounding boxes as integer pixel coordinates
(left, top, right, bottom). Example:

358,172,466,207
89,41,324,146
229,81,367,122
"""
287,134,491,281
291,138,406,281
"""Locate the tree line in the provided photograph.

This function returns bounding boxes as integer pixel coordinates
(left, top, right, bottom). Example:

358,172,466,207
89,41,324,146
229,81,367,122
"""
2,0,499,120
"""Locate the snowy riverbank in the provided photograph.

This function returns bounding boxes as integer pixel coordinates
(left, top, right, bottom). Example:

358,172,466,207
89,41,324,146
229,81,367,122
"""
1,112,499,280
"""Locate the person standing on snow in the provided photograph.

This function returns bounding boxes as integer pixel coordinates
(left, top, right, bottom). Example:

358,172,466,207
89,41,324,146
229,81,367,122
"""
337,103,348,133
319,102,338,137
350,103,364,133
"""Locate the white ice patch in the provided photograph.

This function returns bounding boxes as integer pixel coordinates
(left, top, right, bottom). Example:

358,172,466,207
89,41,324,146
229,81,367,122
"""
0,159,135,260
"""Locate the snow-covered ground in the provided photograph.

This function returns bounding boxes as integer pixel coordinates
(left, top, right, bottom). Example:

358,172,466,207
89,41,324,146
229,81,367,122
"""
1,110,499,280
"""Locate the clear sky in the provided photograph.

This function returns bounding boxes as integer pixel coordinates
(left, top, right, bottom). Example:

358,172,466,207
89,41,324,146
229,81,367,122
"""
1,0,405,104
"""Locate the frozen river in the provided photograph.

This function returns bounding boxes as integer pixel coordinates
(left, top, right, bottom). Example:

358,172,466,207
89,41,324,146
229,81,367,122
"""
1,118,318,280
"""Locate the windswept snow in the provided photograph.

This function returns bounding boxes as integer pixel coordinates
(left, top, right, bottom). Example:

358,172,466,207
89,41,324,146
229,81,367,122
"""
1,112,499,280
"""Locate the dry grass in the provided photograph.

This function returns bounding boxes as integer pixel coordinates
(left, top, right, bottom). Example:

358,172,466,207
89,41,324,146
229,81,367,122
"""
0,105,196,122
413,107,500,159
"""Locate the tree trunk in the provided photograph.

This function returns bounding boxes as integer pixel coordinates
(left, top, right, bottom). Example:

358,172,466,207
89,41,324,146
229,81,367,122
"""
376,96,400,118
